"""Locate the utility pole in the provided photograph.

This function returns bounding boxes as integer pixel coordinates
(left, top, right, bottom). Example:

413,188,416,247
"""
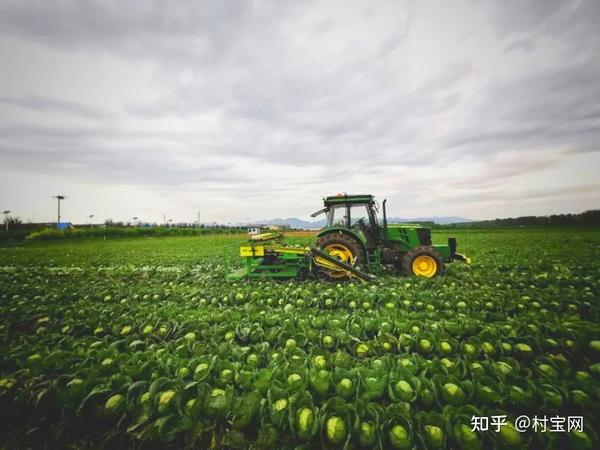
197,211,200,229
89,214,94,228
52,195,66,226
2,210,10,232
163,214,166,226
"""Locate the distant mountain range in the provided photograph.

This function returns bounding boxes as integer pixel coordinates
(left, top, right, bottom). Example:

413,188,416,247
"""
245,216,474,229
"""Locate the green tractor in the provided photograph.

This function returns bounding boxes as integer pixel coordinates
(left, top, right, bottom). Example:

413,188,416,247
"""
228,194,470,282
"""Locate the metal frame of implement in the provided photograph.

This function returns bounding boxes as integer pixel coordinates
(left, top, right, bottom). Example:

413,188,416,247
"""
227,233,373,282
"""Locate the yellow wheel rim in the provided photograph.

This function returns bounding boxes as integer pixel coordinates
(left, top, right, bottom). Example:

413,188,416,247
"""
324,243,355,279
412,255,437,278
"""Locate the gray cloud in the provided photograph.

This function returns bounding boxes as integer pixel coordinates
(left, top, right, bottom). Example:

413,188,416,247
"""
485,0,566,35
503,37,536,54
0,0,599,222
484,0,600,43
0,94,110,120
0,0,303,65
444,60,600,157
440,183,600,207
0,141,232,186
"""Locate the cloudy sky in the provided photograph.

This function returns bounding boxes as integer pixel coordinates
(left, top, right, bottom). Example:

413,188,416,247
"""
1,0,599,224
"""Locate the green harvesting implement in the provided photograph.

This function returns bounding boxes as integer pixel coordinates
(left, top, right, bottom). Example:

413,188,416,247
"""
228,194,470,282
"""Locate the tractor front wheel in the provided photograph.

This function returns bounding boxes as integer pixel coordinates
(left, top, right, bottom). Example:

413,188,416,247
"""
316,233,364,280
401,246,445,278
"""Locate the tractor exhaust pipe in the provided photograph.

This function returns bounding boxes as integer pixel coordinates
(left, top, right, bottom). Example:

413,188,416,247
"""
382,199,388,233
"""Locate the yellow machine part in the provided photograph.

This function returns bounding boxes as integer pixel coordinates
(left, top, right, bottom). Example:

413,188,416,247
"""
313,255,366,282
240,245,264,257
240,245,309,257
250,232,283,241
269,246,310,255
238,241,371,283
412,255,437,278
322,243,356,279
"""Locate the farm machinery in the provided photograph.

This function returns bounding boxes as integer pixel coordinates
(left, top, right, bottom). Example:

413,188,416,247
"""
228,194,470,282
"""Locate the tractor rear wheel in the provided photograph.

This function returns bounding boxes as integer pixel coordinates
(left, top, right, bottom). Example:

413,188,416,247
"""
316,233,365,280
401,246,445,278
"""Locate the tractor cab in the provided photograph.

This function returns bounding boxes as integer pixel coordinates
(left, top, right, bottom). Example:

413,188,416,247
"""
312,194,380,246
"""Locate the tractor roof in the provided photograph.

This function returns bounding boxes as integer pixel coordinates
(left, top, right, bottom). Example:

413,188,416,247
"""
324,194,374,206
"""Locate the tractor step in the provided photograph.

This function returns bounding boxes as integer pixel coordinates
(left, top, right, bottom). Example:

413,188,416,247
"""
366,248,381,268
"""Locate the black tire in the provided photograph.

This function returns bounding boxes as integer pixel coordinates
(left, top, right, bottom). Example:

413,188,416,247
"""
401,246,445,277
315,232,365,280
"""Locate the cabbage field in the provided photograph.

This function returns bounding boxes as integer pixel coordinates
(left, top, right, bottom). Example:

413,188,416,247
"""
1,229,599,449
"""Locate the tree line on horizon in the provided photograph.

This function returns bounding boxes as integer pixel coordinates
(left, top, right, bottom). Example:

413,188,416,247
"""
1,209,599,242
437,209,600,228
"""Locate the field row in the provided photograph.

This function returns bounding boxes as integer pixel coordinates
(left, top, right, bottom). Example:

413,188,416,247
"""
0,231,599,448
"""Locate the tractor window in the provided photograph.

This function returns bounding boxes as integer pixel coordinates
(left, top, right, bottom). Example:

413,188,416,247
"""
328,205,349,227
350,205,370,226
